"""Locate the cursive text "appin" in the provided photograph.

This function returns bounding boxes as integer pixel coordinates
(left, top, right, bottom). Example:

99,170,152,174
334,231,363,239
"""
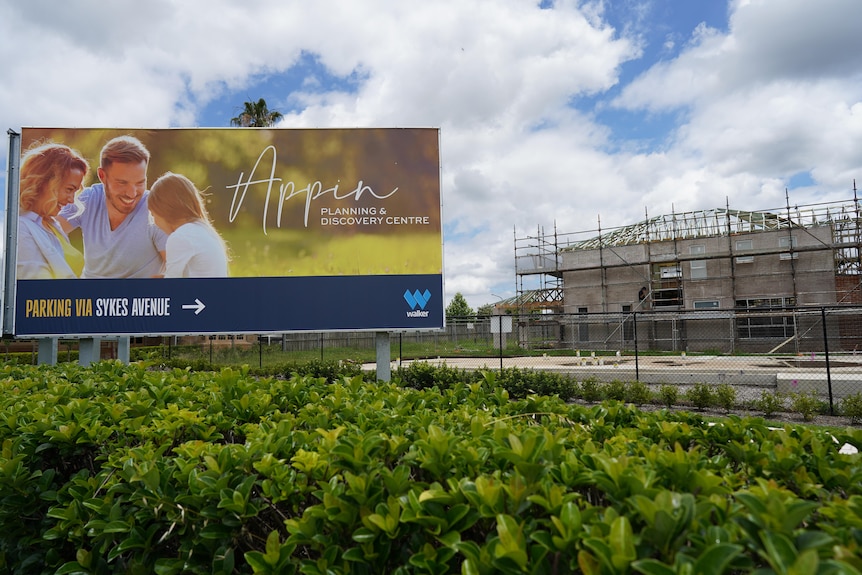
226,145,398,234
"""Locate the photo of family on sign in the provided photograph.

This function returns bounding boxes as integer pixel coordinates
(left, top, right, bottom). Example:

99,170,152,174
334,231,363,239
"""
17,135,229,280
16,127,442,282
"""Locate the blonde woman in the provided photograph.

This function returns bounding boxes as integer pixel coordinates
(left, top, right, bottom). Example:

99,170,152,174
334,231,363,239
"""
17,142,89,279
148,172,229,278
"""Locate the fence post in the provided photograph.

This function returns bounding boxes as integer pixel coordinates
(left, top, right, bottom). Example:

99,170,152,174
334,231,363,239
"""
633,312,639,381
498,315,504,372
820,307,834,415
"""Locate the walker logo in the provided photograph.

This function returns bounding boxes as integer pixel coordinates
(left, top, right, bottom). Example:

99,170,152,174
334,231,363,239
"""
404,289,431,317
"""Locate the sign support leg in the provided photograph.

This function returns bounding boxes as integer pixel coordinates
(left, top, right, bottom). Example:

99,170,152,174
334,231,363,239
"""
38,338,58,365
118,336,130,365
376,331,391,382
79,337,100,366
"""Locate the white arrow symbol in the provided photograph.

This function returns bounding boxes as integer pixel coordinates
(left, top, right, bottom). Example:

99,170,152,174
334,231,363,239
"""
182,298,206,315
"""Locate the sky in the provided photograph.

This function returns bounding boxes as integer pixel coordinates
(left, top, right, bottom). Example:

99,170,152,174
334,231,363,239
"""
2,0,861,310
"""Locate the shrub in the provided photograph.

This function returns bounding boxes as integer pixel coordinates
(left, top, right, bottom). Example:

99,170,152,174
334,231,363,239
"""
658,384,679,408
524,369,578,401
152,356,371,382
580,377,602,402
686,383,715,410
394,361,477,390
604,379,628,401
626,381,652,406
839,392,862,425
715,384,737,413
496,367,534,399
565,379,581,402
474,367,579,401
754,390,785,418
295,358,365,381
394,360,444,389
160,356,217,372
4,363,862,573
789,391,824,422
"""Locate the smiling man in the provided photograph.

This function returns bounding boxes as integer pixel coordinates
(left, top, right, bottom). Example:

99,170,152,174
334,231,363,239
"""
59,136,167,278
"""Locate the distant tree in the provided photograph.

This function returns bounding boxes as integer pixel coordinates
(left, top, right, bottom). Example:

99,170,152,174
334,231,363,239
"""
230,98,283,127
476,303,495,317
445,293,474,319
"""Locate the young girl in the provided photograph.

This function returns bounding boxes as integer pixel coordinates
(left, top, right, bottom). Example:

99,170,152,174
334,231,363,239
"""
148,172,229,278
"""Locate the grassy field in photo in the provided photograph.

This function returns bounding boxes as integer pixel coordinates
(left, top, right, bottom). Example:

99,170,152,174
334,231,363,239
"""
66,225,441,278
221,228,442,277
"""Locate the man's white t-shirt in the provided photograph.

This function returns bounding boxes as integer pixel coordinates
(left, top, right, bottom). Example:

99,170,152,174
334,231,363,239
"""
60,184,167,278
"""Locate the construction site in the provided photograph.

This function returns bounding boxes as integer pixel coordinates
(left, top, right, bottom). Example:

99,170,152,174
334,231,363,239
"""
510,191,862,355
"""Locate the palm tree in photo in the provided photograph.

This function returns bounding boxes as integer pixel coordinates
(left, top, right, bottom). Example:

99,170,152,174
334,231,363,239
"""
230,98,283,127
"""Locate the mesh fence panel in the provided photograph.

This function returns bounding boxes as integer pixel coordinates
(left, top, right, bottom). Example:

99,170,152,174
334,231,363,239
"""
15,306,862,411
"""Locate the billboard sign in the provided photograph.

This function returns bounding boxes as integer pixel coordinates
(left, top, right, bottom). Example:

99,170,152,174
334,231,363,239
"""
9,128,443,336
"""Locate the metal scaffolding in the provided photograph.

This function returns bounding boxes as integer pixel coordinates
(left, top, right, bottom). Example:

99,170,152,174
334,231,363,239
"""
513,224,564,313
515,189,862,315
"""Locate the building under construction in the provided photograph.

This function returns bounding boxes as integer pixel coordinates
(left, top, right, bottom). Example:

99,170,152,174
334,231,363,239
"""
513,193,862,352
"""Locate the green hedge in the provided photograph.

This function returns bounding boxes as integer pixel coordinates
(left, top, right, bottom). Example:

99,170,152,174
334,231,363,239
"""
0,362,861,574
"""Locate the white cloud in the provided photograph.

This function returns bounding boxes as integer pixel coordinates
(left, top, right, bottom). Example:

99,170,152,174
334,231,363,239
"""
618,0,862,111
611,0,862,218
1,0,861,311
281,1,634,129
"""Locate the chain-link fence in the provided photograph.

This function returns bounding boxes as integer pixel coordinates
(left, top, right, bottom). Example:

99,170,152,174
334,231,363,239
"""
542,307,862,357
232,306,862,357
147,306,861,395
506,306,862,411
8,305,862,413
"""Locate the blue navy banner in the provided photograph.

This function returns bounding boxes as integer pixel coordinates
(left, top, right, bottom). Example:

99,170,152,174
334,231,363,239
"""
16,275,443,336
